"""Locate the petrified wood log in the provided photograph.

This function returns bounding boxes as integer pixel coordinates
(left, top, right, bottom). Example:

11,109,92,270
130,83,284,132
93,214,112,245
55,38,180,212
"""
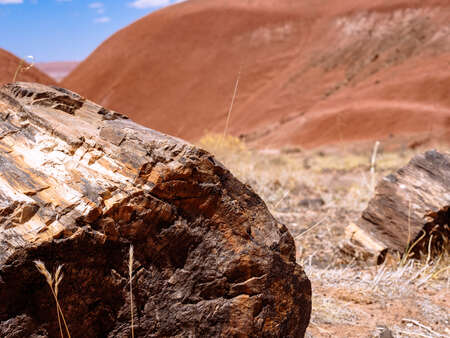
351,150,450,263
0,83,311,337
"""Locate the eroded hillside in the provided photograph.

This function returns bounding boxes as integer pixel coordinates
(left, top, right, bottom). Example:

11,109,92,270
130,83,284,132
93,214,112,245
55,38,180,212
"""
63,0,450,149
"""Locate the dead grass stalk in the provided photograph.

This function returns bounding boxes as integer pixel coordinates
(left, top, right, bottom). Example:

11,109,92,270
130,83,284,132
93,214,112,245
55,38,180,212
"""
129,245,135,338
34,260,71,338
13,55,34,82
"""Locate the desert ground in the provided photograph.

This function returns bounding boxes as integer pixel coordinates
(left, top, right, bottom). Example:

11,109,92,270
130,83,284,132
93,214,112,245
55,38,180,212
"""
199,135,449,338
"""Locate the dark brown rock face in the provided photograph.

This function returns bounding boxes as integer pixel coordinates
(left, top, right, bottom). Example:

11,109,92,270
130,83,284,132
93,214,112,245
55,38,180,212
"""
0,83,311,337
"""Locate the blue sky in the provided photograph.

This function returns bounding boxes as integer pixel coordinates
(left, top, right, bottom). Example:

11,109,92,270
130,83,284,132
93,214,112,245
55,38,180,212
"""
0,0,183,62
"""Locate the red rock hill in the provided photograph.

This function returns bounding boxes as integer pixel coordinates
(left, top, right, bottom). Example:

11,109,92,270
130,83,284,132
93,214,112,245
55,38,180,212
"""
63,0,450,149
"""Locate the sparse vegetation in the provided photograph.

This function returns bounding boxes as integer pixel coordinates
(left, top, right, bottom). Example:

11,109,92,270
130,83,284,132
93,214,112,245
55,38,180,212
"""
12,55,34,82
198,133,248,158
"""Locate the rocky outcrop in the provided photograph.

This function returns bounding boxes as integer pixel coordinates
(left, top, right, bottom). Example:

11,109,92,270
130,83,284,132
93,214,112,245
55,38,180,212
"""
0,83,311,337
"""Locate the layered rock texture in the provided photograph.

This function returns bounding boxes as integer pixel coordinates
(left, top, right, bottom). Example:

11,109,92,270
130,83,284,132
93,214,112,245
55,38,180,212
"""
0,83,311,337
349,150,450,263
0,49,56,86
63,0,450,149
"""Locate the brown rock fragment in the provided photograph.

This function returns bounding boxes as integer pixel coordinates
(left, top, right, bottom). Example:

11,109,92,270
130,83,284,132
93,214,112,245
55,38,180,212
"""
350,150,450,263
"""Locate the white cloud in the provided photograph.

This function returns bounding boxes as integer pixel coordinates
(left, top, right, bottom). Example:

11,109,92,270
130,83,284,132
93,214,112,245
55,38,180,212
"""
89,3,106,16
0,0,23,4
94,16,110,23
88,2,103,9
128,0,171,9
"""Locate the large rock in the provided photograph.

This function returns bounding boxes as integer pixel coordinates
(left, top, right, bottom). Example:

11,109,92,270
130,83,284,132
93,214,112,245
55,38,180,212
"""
0,83,311,337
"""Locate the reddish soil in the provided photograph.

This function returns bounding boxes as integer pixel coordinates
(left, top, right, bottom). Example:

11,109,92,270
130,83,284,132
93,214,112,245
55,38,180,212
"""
35,61,79,82
62,0,450,149
0,49,56,86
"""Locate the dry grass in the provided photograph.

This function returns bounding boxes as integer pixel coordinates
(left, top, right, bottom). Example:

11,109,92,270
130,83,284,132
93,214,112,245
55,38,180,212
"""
13,55,34,82
34,260,71,338
198,133,248,157
129,245,135,338
199,138,449,337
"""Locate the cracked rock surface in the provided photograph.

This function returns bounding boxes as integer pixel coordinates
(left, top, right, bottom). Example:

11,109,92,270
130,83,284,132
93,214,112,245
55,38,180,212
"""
0,83,311,337
356,150,450,258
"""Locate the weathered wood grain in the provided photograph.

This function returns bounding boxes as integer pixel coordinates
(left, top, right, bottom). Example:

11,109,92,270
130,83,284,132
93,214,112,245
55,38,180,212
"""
353,150,450,261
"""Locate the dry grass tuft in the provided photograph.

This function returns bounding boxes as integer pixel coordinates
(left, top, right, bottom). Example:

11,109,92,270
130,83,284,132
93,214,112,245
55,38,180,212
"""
197,133,248,159
34,260,71,338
